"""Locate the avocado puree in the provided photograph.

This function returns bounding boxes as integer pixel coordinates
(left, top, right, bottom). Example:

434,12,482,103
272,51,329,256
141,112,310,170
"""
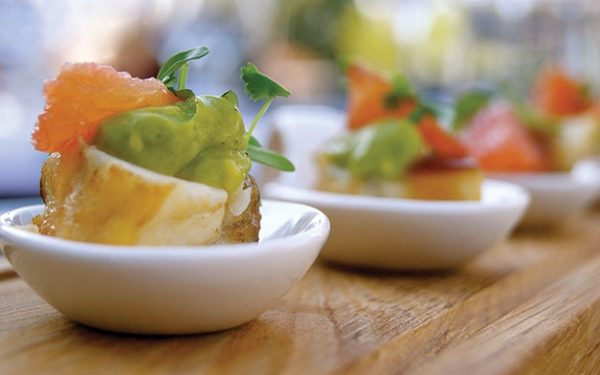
96,95,250,195
324,119,424,179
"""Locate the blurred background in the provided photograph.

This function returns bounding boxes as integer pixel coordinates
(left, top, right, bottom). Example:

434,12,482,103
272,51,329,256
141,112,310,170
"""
1,0,599,196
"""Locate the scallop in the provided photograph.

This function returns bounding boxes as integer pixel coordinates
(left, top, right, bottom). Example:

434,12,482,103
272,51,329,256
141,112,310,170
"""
35,146,260,246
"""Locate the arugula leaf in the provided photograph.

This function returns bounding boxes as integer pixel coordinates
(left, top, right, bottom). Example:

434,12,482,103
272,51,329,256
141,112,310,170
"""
157,47,209,90
451,90,491,130
240,62,290,102
247,144,295,172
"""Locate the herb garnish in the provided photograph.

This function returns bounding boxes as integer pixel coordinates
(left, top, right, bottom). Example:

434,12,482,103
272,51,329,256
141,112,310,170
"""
156,48,295,172
240,62,294,171
378,72,441,124
451,90,492,130
408,100,443,123
157,47,209,91
384,73,415,109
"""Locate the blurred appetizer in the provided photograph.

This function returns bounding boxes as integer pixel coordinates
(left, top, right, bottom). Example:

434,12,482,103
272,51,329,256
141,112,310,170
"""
31,47,293,246
317,64,482,201
456,67,599,172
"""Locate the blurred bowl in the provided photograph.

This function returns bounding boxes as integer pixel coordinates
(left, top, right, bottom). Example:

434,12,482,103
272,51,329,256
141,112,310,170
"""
489,172,598,226
266,180,528,270
573,156,600,201
265,105,528,270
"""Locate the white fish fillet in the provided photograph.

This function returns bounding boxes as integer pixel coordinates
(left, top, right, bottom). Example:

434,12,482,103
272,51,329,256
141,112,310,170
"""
41,146,236,246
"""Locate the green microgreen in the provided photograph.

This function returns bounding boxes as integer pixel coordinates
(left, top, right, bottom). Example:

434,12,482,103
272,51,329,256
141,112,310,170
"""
408,99,441,123
177,63,189,90
377,71,441,124
157,47,209,94
248,135,262,148
499,83,558,135
384,73,415,109
155,49,294,172
240,62,294,172
512,102,559,135
247,144,295,172
451,90,492,130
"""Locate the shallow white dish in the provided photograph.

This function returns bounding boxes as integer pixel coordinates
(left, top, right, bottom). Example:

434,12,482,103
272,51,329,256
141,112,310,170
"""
264,105,529,270
573,156,600,201
0,200,329,335
489,172,598,226
265,180,528,270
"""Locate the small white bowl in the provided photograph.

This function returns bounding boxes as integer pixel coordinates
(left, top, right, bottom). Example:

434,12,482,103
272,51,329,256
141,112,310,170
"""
264,105,529,270
489,172,598,226
0,200,329,335
573,156,600,201
267,105,597,230
265,180,528,270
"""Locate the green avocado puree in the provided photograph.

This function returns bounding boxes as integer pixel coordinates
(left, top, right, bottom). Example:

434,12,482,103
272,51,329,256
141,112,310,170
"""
96,95,250,195
323,119,424,179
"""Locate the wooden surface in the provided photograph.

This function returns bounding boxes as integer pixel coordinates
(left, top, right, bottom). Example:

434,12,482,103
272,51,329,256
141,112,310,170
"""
1,211,600,374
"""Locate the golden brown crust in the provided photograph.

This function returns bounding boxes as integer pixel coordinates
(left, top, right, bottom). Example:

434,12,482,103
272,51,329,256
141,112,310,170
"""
316,156,481,201
220,175,261,243
34,153,68,235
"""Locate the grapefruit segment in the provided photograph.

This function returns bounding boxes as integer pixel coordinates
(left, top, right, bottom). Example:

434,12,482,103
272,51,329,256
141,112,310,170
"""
533,67,590,116
347,64,416,130
33,63,180,153
461,103,547,172
418,115,469,159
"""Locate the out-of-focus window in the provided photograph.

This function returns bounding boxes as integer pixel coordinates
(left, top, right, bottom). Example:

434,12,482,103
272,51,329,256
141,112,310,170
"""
1,0,599,195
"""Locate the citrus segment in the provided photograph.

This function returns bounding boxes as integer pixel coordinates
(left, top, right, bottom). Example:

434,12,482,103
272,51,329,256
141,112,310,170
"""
461,103,547,172
33,63,180,153
533,67,590,116
347,64,415,130
418,115,469,159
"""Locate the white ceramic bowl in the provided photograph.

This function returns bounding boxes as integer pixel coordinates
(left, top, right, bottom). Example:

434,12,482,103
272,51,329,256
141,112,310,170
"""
573,156,600,201
264,105,529,270
265,180,528,270
489,172,598,226
0,200,329,335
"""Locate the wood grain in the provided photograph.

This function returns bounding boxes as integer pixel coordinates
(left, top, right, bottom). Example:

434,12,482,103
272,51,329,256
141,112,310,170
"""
0,257,16,281
412,255,600,375
1,212,599,374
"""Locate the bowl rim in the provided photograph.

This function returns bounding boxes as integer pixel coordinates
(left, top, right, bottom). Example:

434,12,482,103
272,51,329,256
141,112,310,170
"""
264,179,530,215
488,171,600,192
0,199,330,259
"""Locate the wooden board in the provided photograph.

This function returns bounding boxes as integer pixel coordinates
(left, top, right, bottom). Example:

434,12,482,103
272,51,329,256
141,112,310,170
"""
1,211,600,374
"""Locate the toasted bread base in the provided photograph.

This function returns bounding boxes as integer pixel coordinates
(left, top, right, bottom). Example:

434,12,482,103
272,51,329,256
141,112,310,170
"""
317,159,482,201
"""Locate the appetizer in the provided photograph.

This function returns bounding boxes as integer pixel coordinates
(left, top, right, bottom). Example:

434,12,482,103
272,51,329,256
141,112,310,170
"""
457,67,599,172
316,64,482,200
31,47,293,246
